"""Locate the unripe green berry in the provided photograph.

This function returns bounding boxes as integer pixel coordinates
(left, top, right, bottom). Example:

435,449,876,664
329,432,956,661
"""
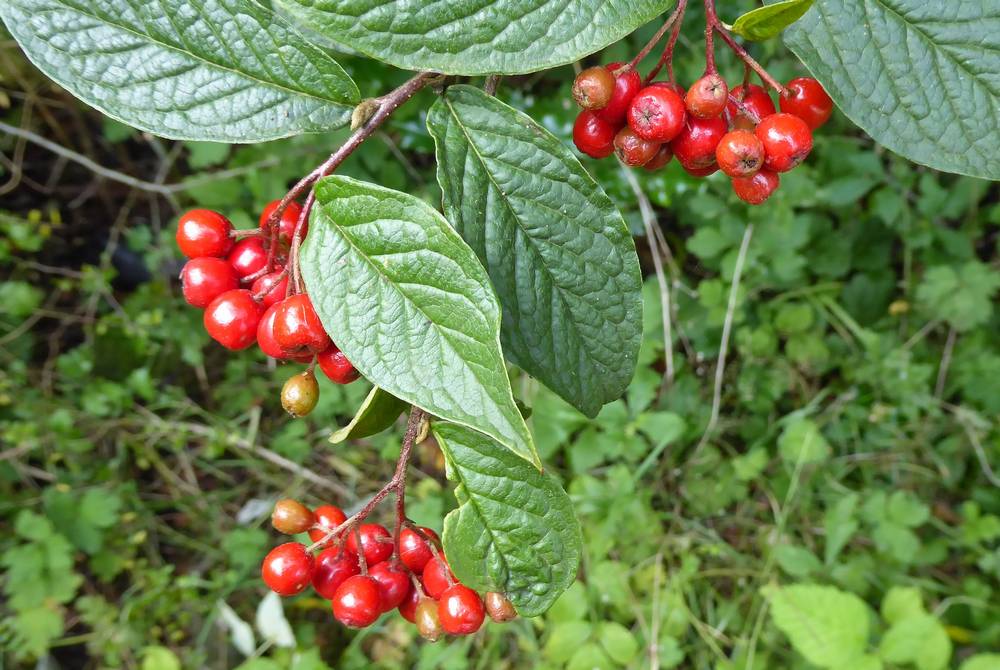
281,370,319,418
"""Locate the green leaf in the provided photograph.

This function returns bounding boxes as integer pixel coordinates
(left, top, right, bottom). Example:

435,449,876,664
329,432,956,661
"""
778,418,831,465
833,656,883,670
960,655,1000,670
301,176,538,466
774,545,822,577
881,586,925,625
433,422,582,616
730,0,815,41
11,605,64,659
916,262,1000,331
544,621,593,664
276,0,673,75
426,86,643,417
785,1,1000,179
879,614,952,670
598,622,639,665
141,646,182,670
328,386,408,444
765,584,870,668
0,0,359,142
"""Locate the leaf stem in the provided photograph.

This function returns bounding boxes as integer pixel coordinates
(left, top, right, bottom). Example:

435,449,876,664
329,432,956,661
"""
703,0,788,96
645,1,688,84
627,0,689,73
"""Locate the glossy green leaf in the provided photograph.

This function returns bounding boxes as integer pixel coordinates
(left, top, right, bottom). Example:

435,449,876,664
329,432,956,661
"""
433,422,581,616
786,1,1000,179
275,0,673,75
427,86,642,418
730,0,815,41
328,386,407,444
301,177,538,466
0,0,359,142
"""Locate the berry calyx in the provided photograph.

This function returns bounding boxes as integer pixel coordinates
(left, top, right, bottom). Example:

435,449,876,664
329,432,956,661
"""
272,294,331,356
281,370,320,418
176,209,233,259
685,73,729,119
670,116,728,170
572,66,615,110
317,346,361,384
732,169,780,205
271,499,315,535
346,523,393,566
251,269,289,307
331,575,382,628
399,526,440,573
180,257,238,308
614,127,662,167
643,145,674,172
204,289,264,351
369,560,411,612
755,113,813,172
780,77,833,130
422,556,454,599
261,542,314,596
438,584,485,636
485,592,517,623
260,199,306,245
727,84,776,130
595,63,642,126
227,237,269,280
398,587,422,623
715,129,765,178
308,505,348,547
627,86,686,142
416,598,444,642
312,545,360,599
572,111,616,159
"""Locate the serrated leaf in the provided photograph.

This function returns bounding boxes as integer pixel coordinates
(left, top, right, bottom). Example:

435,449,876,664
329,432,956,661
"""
765,584,869,668
427,86,642,418
778,418,831,464
328,386,408,444
276,0,673,75
785,1,1000,179
301,176,538,466
916,262,1000,332
730,0,815,40
432,422,582,616
0,0,359,142
879,614,952,670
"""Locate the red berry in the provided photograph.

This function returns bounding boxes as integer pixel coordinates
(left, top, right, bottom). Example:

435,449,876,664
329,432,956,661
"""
572,111,616,159
438,584,485,635
398,586,423,623
331,575,382,628
780,77,833,130
257,304,312,361
627,86,686,142
204,289,263,351
416,598,444,642
272,499,315,535
596,63,642,127
227,237,268,280
755,113,813,172
422,556,454,599
614,126,661,167
682,162,719,177
685,73,728,119
670,116,728,170
176,209,233,259
251,269,288,307
308,505,348,547
399,527,440,573
572,66,616,110
649,81,686,97
727,84,776,130
642,145,674,172
715,130,765,178
260,199,306,245
732,169,780,205
261,542,314,596
317,346,361,384
369,561,411,612
180,257,238,308
272,294,331,356
312,545,360,599
346,523,393,566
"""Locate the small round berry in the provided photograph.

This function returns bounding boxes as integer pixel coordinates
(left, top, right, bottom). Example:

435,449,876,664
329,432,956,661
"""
312,545,360,599
732,169,780,205
572,111,616,159
685,73,728,119
715,130,765,178
416,598,444,642
260,200,306,245
272,499,315,535
398,587,423,623
251,269,289,307
399,526,440,573
331,575,382,628
727,84,777,130
438,584,485,636
369,561,411,612
649,81,686,97
614,127,662,167
346,523,393,566
227,237,268,280
176,209,233,258
670,116,728,170
485,592,517,623
204,289,263,351
627,86,686,142
596,63,642,126
308,505,348,547
682,162,720,177
572,66,615,110
642,145,674,172
281,370,320,418
273,294,331,356
422,556,454,600
261,542,314,596
317,346,361,384
257,304,311,361
180,257,238,308
755,113,813,172
780,77,833,130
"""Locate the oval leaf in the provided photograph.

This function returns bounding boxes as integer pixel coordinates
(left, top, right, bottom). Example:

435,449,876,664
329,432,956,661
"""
764,584,870,668
301,176,539,467
730,0,815,41
275,0,674,75
432,421,582,616
785,0,1000,179
0,0,359,142
328,386,407,444
427,86,643,418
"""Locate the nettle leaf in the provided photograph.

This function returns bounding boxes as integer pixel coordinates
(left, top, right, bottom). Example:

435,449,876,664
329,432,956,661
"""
765,584,870,669
785,1,1000,179
432,422,582,616
275,0,673,75
730,0,815,41
0,0,359,142
328,386,408,444
427,86,642,418
301,176,538,466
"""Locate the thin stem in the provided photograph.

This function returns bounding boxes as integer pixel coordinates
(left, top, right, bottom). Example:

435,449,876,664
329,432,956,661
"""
627,3,687,72
703,0,788,96
726,93,761,126
484,75,501,96
703,0,716,73
644,0,689,84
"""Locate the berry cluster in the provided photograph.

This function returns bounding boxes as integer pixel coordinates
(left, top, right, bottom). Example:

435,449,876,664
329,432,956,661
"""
261,499,516,639
175,202,360,417
571,65,831,204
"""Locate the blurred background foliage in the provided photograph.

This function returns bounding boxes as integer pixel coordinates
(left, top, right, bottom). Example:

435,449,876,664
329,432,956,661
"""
2,4,999,668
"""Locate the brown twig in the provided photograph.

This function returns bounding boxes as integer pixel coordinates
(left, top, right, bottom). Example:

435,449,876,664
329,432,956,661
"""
703,0,788,96
645,3,688,84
